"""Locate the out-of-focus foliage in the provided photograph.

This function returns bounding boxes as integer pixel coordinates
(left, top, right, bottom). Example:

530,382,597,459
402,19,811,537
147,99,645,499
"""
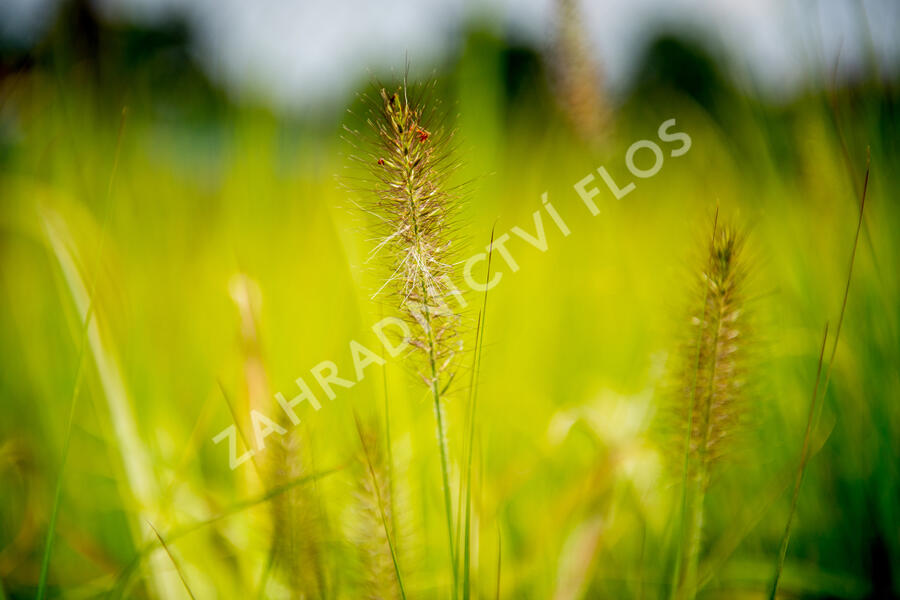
0,3,898,598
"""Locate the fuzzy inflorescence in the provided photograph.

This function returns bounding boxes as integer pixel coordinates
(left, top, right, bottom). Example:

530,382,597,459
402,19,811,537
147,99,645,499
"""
664,221,756,599
552,0,610,145
356,84,466,390
350,422,401,600
675,224,752,479
268,428,329,597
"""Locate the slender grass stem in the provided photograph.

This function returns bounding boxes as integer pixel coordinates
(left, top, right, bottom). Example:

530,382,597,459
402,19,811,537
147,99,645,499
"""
382,355,398,547
419,280,459,598
255,543,277,600
769,323,829,599
432,376,458,597
816,154,869,427
455,452,465,574
770,151,869,599
147,522,197,600
406,187,457,596
37,305,92,600
37,108,127,600
461,312,481,600
109,467,341,598
682,473,708,600
463,227,495,600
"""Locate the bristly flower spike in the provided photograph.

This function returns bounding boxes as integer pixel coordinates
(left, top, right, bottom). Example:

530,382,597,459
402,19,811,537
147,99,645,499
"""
354,80,468,596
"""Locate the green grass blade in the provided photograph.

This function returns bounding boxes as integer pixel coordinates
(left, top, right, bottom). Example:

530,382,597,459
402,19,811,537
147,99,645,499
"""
816,153,870,426
431,379,457,598
770,151,869,599
697,415,836,590
463,226,495,600
217,379,264,481
417,278,458,597
769,323,829,599
37,108,127,600
381,334,397,545
455,314,480,583
147,522,198,600
255,541,278,600
108,466,342,599
36,314,91,599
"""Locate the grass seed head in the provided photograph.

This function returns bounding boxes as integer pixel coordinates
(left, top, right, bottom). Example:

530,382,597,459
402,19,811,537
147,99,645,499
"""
666,221,755,481
354,82,467,391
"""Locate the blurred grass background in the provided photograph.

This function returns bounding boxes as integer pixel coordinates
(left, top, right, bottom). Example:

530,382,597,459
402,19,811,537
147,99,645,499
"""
0,1,898,598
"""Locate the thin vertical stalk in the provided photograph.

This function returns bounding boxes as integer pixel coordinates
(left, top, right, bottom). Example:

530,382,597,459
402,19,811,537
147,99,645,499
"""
769,324,828,599
817,155,869,426
147,522,197,600
382,354,397,546
770,152,869,599
431,362,458,597
419,283,459,597
37,108,127,599
463,227,494,599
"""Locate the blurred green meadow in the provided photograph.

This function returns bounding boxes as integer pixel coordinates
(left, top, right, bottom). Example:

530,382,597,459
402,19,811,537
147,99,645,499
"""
1,5,899,599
